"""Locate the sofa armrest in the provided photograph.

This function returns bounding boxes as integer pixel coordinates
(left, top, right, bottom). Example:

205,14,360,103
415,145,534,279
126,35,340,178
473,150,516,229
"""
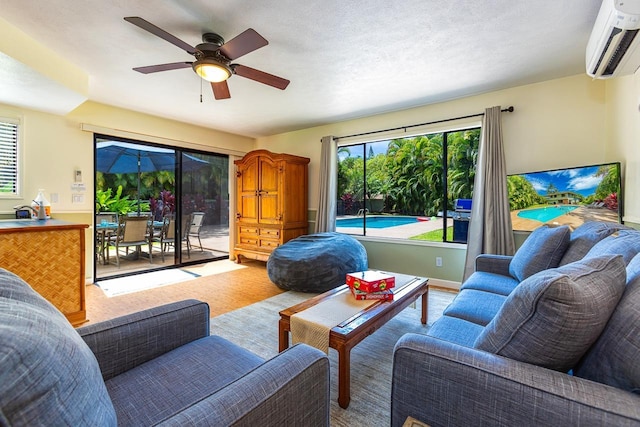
78,299,210,381
391,333,640,427
157,344,330,426
475,254,513,276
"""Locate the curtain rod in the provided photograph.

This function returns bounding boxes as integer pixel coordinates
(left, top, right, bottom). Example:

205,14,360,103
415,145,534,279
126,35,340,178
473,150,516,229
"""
332,106,514,142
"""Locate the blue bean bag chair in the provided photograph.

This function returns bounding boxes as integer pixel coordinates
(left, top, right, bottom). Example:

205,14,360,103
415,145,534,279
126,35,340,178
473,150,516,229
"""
267,232,368,292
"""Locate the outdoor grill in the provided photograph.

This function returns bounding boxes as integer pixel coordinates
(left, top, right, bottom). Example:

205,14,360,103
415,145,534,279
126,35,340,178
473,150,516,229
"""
453,199,472,243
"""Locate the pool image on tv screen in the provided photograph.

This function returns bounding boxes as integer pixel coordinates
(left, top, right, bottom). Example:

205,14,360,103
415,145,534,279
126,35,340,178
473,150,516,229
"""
507,162,622,232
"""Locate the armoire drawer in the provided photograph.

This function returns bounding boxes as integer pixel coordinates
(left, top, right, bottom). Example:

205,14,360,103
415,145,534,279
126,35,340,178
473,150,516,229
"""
260,228,280,238
259,239,280,249
239,226,259,235
239,236,258,246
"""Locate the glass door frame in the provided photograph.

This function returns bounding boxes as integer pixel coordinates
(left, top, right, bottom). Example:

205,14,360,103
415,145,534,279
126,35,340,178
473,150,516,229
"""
93,133,229,281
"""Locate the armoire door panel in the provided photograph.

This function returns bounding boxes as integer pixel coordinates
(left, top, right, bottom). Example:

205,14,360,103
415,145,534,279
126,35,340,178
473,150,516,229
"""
259,194,279,223
259,158,279,193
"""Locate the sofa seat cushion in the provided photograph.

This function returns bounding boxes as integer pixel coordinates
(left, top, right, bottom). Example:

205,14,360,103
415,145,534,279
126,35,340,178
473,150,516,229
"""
509,225,570,281
475,255,626,372
106,335,264,426
460,271,519,296
442,289,507,326
584,229,640,265
427,315,485,348
574,253,640,393
0,269,116,426
559,221,629,265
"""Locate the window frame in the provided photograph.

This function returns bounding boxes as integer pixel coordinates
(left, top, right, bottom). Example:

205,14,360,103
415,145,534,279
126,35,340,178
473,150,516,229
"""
0,116,22,198
336,124,481,244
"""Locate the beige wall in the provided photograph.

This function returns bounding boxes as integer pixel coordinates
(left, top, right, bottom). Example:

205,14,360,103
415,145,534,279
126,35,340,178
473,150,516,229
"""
604,73,640,224
256,74,612,282
0,100,255,279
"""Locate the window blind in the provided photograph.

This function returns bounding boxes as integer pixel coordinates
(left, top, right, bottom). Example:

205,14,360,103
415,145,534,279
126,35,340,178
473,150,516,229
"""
0,119,19,194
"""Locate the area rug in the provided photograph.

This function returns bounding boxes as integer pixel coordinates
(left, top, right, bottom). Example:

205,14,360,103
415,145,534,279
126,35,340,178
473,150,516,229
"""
210,288,454,427
97,269,200,297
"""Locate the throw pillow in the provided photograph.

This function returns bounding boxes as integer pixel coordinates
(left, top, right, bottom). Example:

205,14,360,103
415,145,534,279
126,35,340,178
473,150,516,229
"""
559,221,629,265
509,225,571,281
0,269,117,426
574,252,640,392
475,255,626,372
583,229,640,265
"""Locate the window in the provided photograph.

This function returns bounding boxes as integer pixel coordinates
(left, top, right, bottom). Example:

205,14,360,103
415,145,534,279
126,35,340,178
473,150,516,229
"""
336,127,480,243
0,118,19,196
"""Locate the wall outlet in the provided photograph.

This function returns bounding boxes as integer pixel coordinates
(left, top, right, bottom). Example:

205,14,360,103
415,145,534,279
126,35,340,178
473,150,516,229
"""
435,256,443,267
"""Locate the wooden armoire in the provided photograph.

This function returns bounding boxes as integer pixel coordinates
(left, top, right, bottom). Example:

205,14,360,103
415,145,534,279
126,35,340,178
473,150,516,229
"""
233,149,310,263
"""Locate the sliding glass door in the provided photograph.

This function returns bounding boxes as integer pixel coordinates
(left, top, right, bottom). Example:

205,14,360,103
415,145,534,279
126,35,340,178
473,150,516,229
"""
95,135,229,279
179,151,230,264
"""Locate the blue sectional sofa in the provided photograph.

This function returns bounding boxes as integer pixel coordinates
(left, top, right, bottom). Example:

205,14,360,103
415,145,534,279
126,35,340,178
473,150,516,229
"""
0,269,330,426
392,221,640,426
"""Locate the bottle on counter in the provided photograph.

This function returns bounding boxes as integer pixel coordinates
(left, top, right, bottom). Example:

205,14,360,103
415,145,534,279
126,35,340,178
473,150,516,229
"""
31,189,51,220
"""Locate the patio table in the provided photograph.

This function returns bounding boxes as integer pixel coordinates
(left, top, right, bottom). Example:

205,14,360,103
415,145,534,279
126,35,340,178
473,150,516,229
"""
96,220,163,265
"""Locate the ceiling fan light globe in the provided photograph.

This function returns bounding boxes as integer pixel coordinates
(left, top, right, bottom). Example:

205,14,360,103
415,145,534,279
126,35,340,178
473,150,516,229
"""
193,59,232,82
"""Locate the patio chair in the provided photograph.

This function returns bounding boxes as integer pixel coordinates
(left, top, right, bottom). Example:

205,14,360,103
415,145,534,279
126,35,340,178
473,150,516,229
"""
152,214,175,262
110,215,152,267
187,212,205,253
95,212,119,265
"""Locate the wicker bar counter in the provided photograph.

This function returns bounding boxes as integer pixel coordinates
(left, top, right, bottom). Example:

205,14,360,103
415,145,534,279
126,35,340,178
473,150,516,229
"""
0,219,88,326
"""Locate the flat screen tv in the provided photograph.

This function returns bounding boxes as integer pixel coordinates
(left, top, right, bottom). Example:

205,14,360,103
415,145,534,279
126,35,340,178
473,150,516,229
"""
507,162,622,232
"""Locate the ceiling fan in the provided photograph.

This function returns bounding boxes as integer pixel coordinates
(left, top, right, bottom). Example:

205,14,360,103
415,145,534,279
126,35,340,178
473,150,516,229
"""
124,16,290,100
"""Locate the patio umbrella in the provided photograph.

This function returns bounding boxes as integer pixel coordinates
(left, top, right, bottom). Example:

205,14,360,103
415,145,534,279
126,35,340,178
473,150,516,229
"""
96,141,209,213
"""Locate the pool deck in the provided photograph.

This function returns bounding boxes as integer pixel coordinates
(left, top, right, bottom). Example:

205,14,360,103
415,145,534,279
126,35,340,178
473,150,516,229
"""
336,205,621,238
336,217,446,239
511,206,619,232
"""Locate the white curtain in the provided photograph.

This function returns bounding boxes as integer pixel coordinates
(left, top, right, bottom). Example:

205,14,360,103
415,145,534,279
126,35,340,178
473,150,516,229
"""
315,135,338,233
462,106,515,281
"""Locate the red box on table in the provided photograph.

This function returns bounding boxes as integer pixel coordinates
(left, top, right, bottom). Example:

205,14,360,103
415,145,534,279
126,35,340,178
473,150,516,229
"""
349,286,394,301
346,270,395,293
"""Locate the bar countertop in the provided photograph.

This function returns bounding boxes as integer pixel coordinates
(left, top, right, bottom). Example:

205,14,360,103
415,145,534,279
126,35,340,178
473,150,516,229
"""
0,219,88,231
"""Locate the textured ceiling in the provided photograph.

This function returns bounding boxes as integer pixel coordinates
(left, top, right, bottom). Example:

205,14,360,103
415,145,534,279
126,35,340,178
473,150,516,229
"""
0,0,602,137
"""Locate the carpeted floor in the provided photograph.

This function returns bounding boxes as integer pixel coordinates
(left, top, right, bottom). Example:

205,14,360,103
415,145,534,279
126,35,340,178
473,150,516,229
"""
210,288,456,427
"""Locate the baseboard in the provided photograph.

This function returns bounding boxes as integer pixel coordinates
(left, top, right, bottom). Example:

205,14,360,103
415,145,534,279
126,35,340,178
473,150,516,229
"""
427,278,460,291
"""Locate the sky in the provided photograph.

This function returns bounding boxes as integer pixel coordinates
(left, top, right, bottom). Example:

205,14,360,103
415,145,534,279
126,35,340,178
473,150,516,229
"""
516,163,617,197
338,140,390,160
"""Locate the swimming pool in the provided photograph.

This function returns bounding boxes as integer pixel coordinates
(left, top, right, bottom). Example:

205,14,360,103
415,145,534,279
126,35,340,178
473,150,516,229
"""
336,216,418,229
517,205,578,223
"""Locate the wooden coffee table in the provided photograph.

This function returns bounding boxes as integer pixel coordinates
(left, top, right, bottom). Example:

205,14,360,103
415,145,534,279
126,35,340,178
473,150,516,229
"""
278,272,429,409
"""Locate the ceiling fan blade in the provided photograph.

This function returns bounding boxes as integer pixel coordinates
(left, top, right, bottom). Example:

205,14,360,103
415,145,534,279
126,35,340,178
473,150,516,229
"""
233,64,290,90
211,81,231,100
133,62,193,74
124,17,198,55
219,29,268,60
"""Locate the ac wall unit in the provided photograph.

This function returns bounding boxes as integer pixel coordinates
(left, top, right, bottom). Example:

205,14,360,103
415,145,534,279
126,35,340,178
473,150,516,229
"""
586,0,640,79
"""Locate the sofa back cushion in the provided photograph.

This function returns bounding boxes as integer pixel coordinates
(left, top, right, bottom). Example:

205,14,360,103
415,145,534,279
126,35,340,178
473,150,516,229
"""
509,225,570,281
574,253,640,393
0,269,116,426
560,221,628,265
476,255,626,372
583,229,640,265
